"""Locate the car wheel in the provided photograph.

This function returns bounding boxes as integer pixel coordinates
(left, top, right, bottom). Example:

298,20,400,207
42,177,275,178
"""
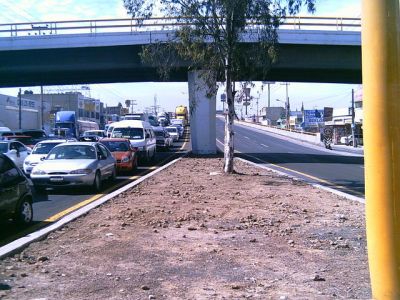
349,141,353,146
15,197,33,226
93,171,102,192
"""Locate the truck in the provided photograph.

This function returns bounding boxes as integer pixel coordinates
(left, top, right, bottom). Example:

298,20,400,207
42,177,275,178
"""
175,105,189,126
53,111,99,138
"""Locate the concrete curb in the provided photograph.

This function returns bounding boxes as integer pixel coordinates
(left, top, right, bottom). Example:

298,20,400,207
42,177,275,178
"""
235,157,365,204
0,156,186,260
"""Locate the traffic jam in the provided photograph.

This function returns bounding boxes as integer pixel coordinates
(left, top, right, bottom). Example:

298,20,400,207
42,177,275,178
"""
0,106,189,230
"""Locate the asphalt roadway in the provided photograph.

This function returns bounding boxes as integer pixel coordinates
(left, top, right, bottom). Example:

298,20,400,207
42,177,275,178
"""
216,117,365,198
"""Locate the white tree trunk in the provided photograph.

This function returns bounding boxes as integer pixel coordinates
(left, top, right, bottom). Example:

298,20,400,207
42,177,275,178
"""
223,62,234,173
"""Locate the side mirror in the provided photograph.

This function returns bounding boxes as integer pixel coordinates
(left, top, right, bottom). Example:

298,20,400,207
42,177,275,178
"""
40,157,45,161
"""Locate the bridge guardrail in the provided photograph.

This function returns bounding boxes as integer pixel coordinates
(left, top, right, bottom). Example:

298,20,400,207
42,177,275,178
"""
0,16,361,38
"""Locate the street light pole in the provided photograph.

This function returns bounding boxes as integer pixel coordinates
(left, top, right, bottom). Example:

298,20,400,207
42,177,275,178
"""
351,89,356,147
18,88,22,129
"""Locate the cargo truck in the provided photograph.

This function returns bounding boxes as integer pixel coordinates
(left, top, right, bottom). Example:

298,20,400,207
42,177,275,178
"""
175,105,189,126
53,111,99,138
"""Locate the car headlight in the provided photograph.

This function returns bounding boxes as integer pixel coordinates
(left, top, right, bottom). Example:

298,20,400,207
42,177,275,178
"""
70,169,92,175
121,156,130,163
32,169,46,175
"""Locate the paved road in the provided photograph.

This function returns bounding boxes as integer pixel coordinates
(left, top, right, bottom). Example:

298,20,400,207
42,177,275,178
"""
0,130,190,246
216,118,365,197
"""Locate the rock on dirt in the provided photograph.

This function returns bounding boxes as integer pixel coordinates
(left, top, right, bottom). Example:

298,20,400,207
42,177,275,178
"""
0,157,371,299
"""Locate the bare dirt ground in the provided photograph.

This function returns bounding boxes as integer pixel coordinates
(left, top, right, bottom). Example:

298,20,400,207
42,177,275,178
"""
0,156,371,299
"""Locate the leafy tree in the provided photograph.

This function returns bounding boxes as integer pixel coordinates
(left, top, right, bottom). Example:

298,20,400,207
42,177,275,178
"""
123,0,315,173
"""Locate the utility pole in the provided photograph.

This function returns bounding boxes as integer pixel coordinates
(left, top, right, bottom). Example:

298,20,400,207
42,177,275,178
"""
256,91,260,123
281,83,290,129
40,85,44,129
153,94,158,115
18,88,22,129
351,89,356,147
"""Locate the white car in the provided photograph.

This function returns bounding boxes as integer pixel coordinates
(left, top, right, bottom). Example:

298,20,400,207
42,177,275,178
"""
0,140,31,170
23,139,69,176
165,126,179,141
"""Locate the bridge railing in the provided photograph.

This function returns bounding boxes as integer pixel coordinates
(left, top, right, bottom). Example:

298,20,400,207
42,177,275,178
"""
0,16,361,38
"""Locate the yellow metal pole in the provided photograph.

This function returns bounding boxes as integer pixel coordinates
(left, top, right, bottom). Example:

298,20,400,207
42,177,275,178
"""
362,0,400,298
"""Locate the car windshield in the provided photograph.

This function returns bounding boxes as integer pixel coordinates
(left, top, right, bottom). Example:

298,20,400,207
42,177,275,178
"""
47,145,96,160
166,128,177,133
112,128,144,140
32,142,61,154
0,143,8,154
101,141,130,152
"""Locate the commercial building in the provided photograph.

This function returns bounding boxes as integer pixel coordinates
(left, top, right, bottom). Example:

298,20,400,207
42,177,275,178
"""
0,93,51,131
22,92,105,130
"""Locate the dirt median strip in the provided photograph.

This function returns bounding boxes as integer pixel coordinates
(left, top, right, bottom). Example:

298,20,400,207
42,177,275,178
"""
0,156,371,299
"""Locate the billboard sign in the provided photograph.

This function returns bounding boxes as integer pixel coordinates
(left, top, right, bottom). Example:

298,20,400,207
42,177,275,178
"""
303,109,324,127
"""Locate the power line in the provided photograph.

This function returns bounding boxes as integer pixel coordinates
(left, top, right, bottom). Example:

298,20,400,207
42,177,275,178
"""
0,0,37,22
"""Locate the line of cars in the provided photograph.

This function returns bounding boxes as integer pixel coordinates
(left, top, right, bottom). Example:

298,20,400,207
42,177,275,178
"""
0,120,185,226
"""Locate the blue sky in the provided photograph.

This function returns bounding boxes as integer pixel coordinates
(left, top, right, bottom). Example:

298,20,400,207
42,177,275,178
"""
0,0,362,113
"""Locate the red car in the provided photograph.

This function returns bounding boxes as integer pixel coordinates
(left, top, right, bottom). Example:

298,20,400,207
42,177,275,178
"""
100,138,138,173
5,135,38,149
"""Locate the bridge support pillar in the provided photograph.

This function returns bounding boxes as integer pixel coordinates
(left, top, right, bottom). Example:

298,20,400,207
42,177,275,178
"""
188,71,216,154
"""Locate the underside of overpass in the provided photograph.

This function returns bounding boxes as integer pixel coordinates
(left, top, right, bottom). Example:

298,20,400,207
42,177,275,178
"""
0,43,361,88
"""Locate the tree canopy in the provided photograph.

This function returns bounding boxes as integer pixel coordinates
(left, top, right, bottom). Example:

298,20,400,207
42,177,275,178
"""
124,0,315,83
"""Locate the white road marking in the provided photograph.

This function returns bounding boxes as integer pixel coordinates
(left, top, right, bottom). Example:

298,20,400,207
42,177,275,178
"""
260,143,269,148
244,136,250,140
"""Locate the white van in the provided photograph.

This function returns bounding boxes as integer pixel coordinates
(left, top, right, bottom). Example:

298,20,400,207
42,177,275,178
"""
110,120,156,162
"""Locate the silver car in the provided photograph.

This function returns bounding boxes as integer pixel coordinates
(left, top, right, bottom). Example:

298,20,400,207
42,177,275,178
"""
30,142,116,192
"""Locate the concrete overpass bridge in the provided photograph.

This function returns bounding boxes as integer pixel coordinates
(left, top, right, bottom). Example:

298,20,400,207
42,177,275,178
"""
0,16,361,88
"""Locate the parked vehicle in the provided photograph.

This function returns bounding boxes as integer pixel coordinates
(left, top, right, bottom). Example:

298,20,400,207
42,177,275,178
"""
340,134,363,146
5,135,39,149
100,138,138,173
165,126,179,142
175,105,189,126
79,130,106,141
0,127,11,139
121,113,149,121
153,127,173,150
30,142,116,192
106,124,115,138
169,123,184,138
23,139,70,176
111,120,156,163
54,111,99,139
0,154,33,225
0,140,31,169
14,129,47,139
0,131,15,139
